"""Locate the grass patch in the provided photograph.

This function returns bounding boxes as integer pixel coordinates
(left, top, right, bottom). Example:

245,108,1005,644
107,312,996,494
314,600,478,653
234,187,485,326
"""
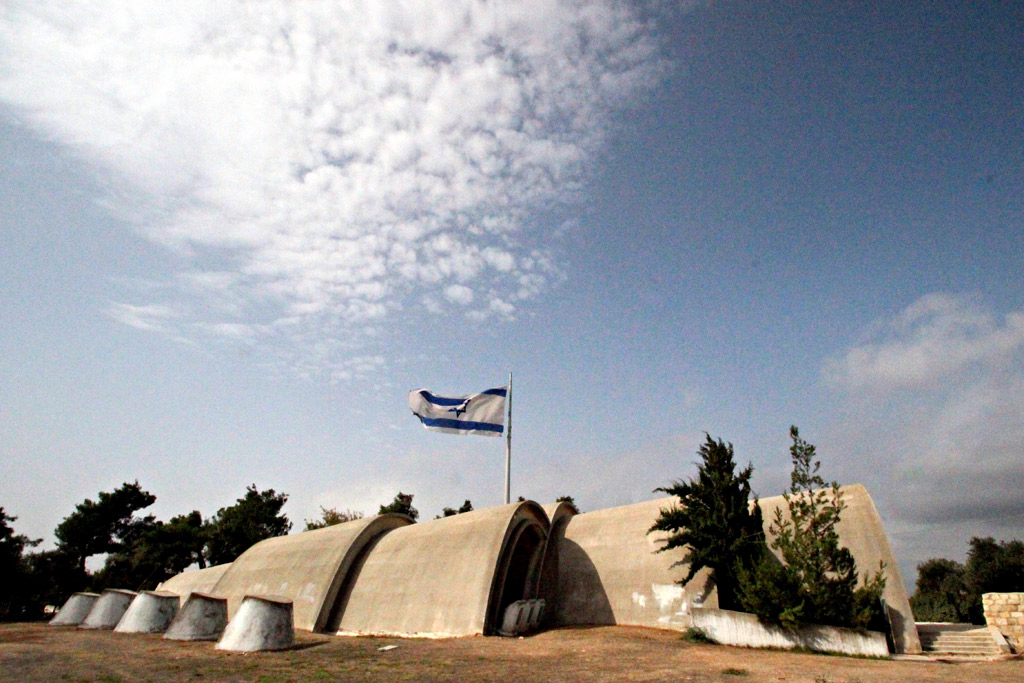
722,667,748,676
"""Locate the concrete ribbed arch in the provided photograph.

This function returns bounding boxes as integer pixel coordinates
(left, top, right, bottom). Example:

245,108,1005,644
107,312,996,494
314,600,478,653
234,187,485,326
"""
208,513,412,632
537,501,579,608
541,501,579,529
332,501,550,637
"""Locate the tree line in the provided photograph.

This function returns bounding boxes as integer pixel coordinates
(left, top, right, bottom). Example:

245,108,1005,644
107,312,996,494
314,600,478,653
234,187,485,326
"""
911,537,1024,624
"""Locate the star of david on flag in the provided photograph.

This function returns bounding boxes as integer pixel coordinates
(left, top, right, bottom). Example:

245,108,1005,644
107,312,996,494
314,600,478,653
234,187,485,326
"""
408,385,507,437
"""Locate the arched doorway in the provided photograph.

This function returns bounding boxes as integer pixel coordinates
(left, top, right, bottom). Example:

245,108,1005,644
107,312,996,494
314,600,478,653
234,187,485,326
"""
485,514,547,634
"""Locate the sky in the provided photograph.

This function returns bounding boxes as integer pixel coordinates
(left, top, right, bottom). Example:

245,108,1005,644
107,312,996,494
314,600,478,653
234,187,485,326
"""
1,1,1022,591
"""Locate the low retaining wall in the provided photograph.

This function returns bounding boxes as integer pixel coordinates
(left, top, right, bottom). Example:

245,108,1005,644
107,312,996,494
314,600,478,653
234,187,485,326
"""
983,592,1024,653
688,608,890,657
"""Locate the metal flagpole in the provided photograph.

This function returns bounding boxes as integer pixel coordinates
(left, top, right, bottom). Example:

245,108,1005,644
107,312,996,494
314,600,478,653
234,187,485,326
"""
504,371,512,505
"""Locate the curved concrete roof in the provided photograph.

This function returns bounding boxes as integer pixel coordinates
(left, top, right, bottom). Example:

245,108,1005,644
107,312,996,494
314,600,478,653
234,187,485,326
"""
157,563,232,598
333,501,549,637
549,496,714,629
209,513,412,631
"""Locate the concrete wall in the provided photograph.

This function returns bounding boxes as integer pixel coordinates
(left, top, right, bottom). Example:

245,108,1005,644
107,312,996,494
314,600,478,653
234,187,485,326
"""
983,592,1024,652
209,514,412,631
332,501,549,637
157,563,231,598
689,607,890,657
550,496,716,629
758,484,920,654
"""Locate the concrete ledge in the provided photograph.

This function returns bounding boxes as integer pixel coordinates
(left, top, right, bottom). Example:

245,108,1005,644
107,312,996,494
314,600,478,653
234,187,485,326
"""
216,595,295,652
49,592,100,626
79,589,137,630
689,607,890,658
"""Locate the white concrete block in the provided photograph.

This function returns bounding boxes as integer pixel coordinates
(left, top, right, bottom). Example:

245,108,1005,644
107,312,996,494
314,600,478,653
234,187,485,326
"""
49,592,100,626
79,589,137,630
164,592,228,641
115,591,180,634
216,595,295,652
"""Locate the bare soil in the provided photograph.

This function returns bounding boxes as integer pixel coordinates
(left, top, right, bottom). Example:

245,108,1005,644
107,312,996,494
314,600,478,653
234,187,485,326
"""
1,622,1020,682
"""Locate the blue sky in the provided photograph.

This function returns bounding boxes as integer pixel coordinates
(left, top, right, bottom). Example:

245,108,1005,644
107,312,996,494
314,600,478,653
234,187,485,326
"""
2,1,1022,589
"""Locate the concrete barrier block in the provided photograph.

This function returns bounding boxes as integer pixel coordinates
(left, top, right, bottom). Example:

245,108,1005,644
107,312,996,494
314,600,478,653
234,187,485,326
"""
515,600,533,632
216,595,295,652
526,599,546,630
500,600,526,636
79,589,137,630
164,592,228,641
49,592,100,626
115,591,180,634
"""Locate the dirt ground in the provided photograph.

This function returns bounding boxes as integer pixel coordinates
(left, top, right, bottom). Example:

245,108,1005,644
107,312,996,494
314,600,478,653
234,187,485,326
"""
1,622,1021,683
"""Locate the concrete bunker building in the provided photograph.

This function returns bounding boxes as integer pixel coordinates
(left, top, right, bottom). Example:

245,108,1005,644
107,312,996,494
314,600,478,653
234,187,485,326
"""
158,484,920,652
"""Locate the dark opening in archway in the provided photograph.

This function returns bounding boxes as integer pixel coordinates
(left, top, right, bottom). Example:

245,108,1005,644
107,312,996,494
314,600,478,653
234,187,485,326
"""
488,521,546,633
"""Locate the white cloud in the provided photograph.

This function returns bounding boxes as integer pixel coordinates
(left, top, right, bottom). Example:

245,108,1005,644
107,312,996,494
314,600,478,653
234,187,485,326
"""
444,284,474,306
824,293,1024,575
824,293,1024,392
104,302,180,333
0,1,665,370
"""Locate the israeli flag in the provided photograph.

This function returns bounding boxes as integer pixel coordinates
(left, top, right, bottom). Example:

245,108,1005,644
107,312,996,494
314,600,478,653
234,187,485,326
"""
408,386,507,437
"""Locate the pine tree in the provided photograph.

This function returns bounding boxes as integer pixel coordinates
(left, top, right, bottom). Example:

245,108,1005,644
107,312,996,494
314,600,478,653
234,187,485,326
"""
378,492,419,521
737,427,885,629
649,435,764,610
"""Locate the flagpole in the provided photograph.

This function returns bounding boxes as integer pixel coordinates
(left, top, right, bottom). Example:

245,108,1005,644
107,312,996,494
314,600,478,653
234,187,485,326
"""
504,371,512,505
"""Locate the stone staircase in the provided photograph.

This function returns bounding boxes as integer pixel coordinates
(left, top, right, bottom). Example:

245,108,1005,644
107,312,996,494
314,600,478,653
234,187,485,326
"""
916,623,1006,656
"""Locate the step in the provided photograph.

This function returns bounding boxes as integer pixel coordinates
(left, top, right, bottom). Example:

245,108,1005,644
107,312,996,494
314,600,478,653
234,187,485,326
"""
921,637,997,646
923,643,1000,653
921,633,997,643
918,627,1001,655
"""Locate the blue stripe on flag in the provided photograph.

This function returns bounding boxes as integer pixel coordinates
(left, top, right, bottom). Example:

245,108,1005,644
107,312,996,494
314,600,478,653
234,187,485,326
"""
418,388,506,406
419,417,504,433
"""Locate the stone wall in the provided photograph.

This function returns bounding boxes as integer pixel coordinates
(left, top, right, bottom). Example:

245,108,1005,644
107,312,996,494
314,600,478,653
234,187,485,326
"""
982,592,1024,652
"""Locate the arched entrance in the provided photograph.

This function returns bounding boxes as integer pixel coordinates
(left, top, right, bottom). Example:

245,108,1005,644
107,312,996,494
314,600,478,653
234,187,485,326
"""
485,509,548,634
